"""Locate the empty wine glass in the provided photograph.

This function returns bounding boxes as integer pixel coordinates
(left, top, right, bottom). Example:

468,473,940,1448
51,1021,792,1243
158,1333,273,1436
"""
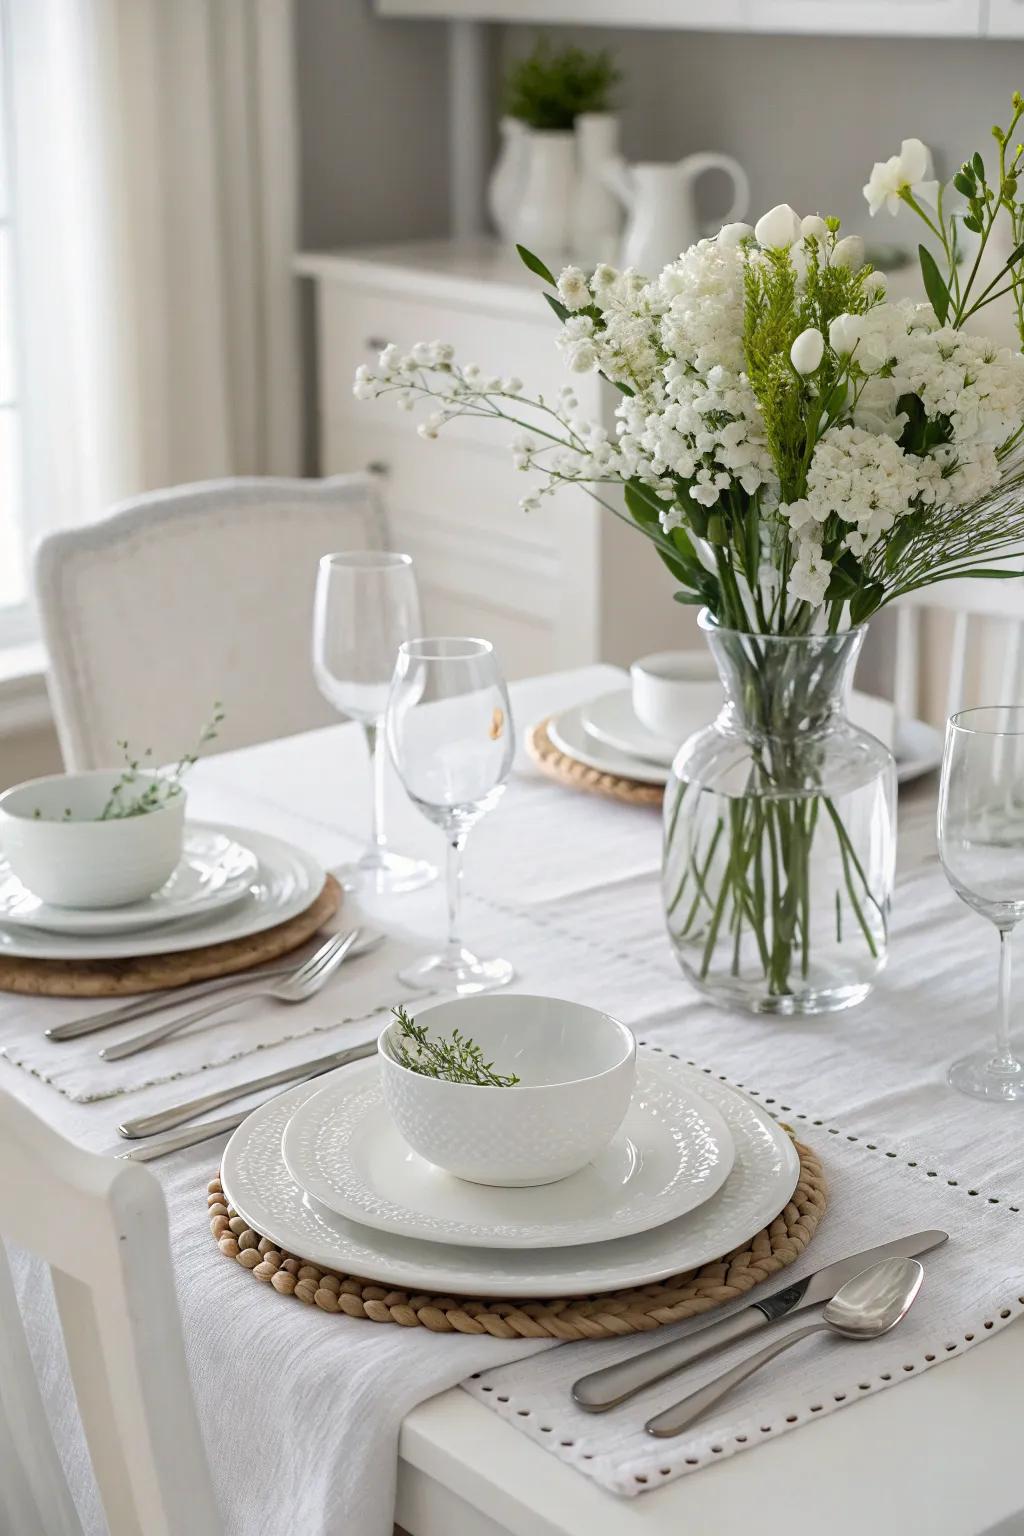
312,552,436,896
387,637,515,995
937,705,1024,1101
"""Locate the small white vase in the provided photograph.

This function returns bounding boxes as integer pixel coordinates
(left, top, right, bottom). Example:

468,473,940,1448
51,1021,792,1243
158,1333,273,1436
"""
487,117,530,244
516,129,575,258
570,112,622,263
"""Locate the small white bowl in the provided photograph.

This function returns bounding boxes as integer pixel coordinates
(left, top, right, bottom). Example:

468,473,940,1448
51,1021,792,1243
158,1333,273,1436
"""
630,650,723,743
0,771,186,908
378,995,636,1187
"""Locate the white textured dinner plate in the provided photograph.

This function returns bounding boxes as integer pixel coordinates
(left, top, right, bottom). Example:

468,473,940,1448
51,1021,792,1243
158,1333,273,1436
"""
548,704,670,786
581,691,680,768
280,1057,735,1250
220,1057,799,1297
0,827,259,935
0,824,324,960
549,700,942,790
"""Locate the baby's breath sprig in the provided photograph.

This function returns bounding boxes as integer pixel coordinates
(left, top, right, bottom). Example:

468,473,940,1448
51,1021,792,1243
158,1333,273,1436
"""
387,1005,519,1087
99,703,225,821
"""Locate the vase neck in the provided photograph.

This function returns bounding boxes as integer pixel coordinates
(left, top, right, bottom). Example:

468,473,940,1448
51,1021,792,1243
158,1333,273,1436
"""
705,626,865,741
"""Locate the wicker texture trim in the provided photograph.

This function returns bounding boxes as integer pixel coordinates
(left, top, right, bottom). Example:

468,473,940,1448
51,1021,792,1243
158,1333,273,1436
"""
526,718,664,808
0,876,342,998
206,1139,825,1338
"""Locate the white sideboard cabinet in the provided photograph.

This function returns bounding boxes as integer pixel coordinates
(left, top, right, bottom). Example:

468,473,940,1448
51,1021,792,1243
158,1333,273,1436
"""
296,239,686,679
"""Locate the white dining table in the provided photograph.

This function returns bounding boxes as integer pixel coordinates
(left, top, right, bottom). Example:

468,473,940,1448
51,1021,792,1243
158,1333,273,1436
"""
4,663,1023,1536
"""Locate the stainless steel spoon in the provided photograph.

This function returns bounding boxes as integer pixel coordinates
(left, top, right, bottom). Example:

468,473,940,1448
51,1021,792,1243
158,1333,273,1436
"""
645,1255,924,1438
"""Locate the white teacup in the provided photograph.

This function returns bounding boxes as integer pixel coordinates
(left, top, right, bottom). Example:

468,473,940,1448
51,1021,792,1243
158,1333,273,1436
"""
630,650,723,743
378,995,637,1187
0,771,186,908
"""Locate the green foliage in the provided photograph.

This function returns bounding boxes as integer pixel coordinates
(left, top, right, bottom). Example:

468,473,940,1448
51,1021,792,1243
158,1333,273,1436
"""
387,1006,520,1086
516,244,557,287
503,42,620,131
917,243,950,323
98,703,224,821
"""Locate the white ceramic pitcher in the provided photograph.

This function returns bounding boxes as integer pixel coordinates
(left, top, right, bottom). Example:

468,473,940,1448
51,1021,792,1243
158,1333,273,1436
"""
603,153,750,274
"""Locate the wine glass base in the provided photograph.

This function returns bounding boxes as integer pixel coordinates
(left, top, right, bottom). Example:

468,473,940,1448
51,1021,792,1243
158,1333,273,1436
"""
335,849,437,897
947,1049,1024,1102
398,948,515,997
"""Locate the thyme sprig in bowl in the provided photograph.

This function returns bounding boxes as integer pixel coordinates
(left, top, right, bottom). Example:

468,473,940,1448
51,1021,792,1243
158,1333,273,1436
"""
378,996,636,1187
0,706,224,909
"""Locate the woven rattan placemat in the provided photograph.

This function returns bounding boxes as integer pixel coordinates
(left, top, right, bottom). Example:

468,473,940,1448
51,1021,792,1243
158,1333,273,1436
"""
0,875,342,998
527,718,664,808
206,1139,825,1338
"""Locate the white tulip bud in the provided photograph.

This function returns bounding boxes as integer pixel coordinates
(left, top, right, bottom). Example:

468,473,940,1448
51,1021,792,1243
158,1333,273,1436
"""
800,214,828,241
864,270,887,297
790,327,825,375
832,235,866,271
828,313,862,355
754,204,802,250
718,221,754,248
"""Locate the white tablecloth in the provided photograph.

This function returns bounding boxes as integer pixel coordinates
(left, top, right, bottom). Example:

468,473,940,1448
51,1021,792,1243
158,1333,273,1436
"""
3,665,1022,1535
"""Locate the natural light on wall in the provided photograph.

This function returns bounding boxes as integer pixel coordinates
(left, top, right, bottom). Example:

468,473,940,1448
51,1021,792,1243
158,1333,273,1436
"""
0,0,26,622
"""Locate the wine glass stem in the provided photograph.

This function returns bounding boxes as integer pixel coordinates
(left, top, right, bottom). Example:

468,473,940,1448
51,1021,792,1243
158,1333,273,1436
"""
365,722,389,855
994,925,1016,1069
444,834,468,963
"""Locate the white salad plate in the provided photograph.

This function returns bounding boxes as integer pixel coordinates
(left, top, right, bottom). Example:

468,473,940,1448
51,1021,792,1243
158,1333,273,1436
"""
0,824,324,960
220,1056,799,1297
552,695,944,789
0,827,259,935
280,1056,735,1250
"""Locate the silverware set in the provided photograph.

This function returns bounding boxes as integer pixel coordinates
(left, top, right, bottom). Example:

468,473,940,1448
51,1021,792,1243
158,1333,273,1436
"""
571,1228,947,1435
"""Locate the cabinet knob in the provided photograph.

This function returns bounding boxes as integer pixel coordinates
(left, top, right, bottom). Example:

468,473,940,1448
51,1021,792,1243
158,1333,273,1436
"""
365,335,388,353
366,460,390,478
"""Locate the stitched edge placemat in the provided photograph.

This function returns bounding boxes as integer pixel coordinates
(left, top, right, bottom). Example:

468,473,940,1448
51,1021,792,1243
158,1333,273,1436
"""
205,1138,825,1337
527,718,664,808
0,875,342,997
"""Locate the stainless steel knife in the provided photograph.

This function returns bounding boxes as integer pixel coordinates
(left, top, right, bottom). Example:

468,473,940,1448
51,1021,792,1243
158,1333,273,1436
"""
571,1228,948,1412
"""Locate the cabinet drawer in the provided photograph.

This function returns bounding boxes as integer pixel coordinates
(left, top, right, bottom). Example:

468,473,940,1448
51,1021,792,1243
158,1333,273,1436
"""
317,280,594,447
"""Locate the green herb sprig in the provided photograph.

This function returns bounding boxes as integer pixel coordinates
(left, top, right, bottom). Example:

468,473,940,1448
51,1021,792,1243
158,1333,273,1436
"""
98,703,224,820
387,1005,519,1087
503,42,620,131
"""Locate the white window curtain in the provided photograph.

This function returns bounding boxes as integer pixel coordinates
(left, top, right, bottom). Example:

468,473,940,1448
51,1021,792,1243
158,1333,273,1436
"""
7,0,300,544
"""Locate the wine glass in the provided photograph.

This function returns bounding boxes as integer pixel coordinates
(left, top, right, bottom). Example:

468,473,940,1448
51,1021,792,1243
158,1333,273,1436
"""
312,552,436,896
386,637,515,995
937,705,1024,1101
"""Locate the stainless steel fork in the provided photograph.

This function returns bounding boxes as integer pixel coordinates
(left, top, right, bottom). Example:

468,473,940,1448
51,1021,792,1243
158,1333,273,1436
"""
98,929,362,1061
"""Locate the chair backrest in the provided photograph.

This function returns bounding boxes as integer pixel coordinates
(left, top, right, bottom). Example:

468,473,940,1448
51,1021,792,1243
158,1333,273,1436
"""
35,474,388,768
0,1091,219,1535
894,576,1024,722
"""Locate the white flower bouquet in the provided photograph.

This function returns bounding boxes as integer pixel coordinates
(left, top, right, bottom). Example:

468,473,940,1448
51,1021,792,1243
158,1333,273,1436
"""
353,95,1024,1013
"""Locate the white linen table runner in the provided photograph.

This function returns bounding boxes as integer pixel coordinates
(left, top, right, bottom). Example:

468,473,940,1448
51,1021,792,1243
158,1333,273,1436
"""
2,666,1022,1534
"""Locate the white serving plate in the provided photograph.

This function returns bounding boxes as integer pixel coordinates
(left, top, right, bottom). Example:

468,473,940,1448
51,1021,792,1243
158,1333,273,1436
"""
280,1056,735,1250
220,1057,799,1297
0,827,258,935
0,824,324,960
552,697,943,789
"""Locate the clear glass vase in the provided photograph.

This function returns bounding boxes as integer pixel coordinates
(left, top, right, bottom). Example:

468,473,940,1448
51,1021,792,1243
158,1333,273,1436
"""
663,618,897,1015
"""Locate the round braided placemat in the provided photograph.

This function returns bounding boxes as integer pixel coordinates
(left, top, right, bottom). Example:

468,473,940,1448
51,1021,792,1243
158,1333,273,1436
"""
206,1139,825,1338
0,875,342,998
527,718,663,808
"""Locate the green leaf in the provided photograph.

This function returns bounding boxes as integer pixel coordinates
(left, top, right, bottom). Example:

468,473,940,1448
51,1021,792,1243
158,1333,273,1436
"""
963,214,983,235
543,292,570,324
516,244,557,287
624,480,662,527
673,589,705,605
850,582,885,625
972,151,986,180
1005,241,1024,269
741,502,760,590
953,171,976,197
918,244,950,324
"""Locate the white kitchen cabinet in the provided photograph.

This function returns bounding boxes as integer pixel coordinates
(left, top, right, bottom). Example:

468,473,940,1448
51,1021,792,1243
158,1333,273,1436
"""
986,0,1024,35
296,239,684,680
375,0,983,35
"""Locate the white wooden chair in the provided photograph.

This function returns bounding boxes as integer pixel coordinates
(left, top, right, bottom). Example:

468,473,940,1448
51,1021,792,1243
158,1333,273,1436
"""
0,1091,219,1535
893,575,1024,722
35,474,388,768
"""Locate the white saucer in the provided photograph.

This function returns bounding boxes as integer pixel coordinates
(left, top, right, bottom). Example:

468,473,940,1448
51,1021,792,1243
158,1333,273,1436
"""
0,827,259,935
550,697,944,790
581,691,679,767
0,824,325,960
220,1056,799,1298
281,1056,735,1250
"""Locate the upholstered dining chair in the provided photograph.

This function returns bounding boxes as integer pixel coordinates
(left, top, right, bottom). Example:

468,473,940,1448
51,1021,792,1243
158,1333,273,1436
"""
893,573,1024,723
35,474,388,769
0,1091,220,1535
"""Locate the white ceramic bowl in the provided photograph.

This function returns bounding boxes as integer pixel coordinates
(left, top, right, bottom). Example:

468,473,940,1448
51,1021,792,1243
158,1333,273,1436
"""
378,995,637,1187
630,650,723,742
0,771,186,908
